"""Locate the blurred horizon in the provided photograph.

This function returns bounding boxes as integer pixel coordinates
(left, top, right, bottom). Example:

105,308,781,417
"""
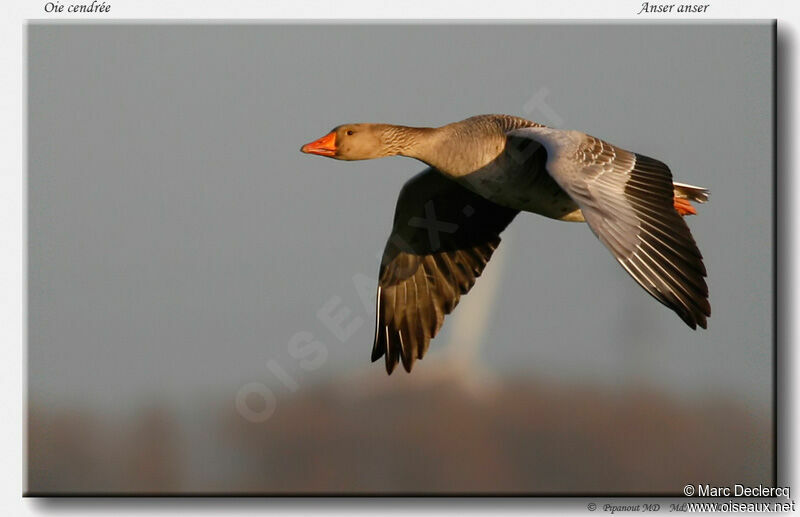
28,369,772,494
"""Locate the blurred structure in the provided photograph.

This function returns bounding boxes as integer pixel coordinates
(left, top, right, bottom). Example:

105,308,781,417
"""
28,405,183,494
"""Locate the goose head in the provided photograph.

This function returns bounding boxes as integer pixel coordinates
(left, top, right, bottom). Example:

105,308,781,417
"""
301,124,396,161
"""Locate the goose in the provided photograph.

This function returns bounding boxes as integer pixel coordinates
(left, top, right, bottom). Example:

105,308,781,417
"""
301,114,710,374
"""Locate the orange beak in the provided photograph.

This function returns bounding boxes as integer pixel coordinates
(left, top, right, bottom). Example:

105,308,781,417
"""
301,131,337,157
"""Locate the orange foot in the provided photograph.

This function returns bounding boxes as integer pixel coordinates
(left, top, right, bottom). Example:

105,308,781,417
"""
674,197,697,216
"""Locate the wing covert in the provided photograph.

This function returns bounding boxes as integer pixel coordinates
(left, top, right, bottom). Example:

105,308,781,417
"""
508,127,710,329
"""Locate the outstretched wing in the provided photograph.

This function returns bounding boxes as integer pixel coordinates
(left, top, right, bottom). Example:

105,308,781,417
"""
374,168,518,374
507,127,710,329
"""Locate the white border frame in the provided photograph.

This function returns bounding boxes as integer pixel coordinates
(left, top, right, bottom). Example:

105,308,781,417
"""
6,1,799,515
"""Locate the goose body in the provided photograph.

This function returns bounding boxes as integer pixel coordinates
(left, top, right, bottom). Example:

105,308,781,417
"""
301,114,710,374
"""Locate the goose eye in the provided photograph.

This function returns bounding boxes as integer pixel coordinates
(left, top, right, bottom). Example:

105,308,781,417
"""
346,130,354,136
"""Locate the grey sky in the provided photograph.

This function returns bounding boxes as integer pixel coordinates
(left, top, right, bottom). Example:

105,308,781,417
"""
28,23,774,414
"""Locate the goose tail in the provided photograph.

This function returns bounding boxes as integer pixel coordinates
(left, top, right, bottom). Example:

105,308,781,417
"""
672,182,709,216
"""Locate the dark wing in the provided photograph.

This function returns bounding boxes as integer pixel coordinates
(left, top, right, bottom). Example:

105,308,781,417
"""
373,168,518,374
508,127,710,329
